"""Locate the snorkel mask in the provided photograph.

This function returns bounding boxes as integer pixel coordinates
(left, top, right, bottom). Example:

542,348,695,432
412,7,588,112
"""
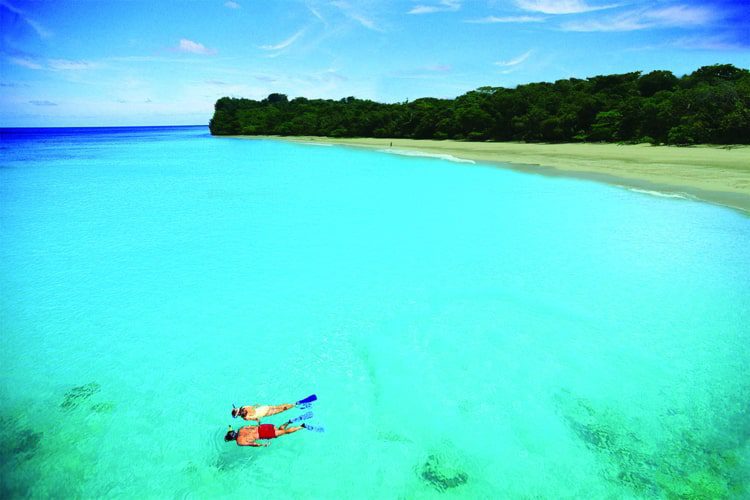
231,404,239,418
224,425,238,442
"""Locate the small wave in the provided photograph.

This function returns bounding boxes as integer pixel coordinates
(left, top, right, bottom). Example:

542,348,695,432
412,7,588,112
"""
299,142,333,147
378,149,475,164
625,187,691,200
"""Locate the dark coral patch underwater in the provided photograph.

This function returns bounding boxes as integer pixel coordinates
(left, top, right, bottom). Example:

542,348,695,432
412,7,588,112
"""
418,454,469,492
60,382,101,410
555,390,749,498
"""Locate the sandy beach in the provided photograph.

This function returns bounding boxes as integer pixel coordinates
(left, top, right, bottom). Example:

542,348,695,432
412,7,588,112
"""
250,136,750,214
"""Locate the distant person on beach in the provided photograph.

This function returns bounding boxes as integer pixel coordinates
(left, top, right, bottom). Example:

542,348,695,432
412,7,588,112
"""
224,422,304,447
232,403,294,422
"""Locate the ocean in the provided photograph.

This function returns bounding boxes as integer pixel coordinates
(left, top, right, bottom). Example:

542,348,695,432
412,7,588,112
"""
1,125,749,497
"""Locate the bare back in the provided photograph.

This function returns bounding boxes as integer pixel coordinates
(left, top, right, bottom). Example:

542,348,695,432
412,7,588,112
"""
239,405,283,421
238,405,257,421
235,426,260,446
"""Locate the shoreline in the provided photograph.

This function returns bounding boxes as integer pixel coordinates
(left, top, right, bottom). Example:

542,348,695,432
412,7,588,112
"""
233,136,750,214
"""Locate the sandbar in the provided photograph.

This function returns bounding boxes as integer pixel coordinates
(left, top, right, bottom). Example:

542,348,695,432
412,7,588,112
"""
239,136,750,214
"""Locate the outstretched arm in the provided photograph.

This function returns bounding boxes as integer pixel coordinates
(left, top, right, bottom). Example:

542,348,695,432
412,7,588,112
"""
240,441,268,447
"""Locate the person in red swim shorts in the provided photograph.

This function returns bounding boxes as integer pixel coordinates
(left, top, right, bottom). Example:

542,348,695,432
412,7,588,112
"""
224,421,304,447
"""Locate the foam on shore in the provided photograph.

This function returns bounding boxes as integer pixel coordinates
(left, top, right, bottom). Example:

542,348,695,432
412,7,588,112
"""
623,187,693,200
378,148,476,164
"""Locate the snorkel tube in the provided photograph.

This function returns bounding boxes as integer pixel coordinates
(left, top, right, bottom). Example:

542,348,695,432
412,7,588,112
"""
224,425,238,442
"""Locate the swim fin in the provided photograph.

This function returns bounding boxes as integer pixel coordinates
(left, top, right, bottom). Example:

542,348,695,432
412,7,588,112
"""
295,394,317,406
302,423,325,433
287,411,313,424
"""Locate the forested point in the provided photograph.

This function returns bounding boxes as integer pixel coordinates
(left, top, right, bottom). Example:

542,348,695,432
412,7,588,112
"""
209,64,750,145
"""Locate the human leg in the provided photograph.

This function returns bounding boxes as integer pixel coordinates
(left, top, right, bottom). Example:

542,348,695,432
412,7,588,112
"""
263,404,294,417
276,426,303,436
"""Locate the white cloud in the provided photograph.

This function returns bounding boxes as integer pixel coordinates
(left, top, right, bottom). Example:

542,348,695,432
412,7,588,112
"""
669,35,743,51
495,50,533,67
48,59,97,70
350,12,379,30
409,0,461,15
331,1,382,31
260,30,305,51
176,39,217,55
308,5,325,23
9,56,43,69
9,55,99,71
0,1,52,37
645,5,714,26
466,15,545,23
562,4,715,32
224,1,240,8
516,0,617,15
24,18,52,38
29,100,57,106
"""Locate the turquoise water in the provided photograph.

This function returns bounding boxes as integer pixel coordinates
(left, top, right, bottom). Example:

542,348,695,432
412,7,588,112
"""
1,126,749,498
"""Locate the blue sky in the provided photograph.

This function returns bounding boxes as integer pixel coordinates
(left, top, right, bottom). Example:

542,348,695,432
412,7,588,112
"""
1,0,748,126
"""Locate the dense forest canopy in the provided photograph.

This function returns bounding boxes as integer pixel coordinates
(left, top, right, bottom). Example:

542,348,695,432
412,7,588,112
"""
209,64,750,145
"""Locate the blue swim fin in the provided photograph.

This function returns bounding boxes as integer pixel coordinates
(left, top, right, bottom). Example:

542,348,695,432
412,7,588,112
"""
302,423,325,433
295,394,317,406
287,411,313,424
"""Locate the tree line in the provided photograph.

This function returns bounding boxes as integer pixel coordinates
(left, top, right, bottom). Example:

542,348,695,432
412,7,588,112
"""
209,64,750,145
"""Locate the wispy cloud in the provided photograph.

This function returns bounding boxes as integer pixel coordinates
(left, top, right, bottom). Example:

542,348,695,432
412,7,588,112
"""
29,100,57,106
1,1,52,38
224,1,240,8
308,4,326,24
116,98,152,104
255,75,277,83
48,59,97,71
669,35,744,51
260,29,305,51
331,1,382,31
516,0,617,15
409,0,461,15
562,4,715,32
176,39,217,55
350,11,379,30
9,56,43,69
495,50,533,67
8,55,98,71
466,15,545,24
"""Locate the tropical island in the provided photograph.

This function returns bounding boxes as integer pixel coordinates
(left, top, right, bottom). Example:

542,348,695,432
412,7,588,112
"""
210,64,750,213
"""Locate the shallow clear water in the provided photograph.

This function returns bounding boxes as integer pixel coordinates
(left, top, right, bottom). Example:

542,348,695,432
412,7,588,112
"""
1,126,749,498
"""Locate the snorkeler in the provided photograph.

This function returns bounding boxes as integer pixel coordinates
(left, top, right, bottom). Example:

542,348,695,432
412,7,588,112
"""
224,412,324,447
224,422,303,447
231,394,317,422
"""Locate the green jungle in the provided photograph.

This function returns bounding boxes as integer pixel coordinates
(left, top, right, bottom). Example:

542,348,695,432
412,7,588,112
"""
209,64,749,145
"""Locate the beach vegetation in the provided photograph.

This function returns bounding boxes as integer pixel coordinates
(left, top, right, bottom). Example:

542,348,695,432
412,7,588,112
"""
210,64,750,145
